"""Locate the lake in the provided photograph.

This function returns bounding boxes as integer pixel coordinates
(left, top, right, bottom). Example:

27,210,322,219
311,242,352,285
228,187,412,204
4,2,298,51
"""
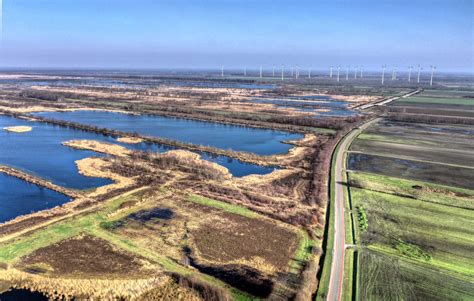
0,115,113,189
1,115,276,182
0,174,70,224
34,110,303,155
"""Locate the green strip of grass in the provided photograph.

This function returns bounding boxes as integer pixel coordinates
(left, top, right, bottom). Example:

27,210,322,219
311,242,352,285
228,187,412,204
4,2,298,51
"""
187,194,259,219
315,139,341,300
342,249,354,301
290,230,316,273
0,215,96,263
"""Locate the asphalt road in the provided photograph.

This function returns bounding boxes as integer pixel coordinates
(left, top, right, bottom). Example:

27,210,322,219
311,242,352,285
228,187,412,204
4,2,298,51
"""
326,119,379,301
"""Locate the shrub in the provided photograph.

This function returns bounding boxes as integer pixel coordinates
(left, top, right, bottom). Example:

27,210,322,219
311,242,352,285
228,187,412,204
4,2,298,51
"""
357,206,368,231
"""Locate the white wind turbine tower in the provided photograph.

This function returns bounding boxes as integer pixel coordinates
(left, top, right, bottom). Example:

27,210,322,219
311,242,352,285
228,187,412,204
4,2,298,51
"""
244,67,247,77
430,65,436,86
272,66,275,77
408,66,413,82
296,65,300,79
394,66,398,80
360,66,363,78
354,66,358,79
260,66,263,79
346,66,349,80
417,65,422,83
308,68,311,79
330,66,333,78
381,65,386,85
221,66,224,77
337,65,341,82
291,67,294,77
281,65,285,81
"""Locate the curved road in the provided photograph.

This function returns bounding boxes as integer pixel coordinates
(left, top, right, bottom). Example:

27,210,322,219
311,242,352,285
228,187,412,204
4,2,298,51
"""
326,118,380,301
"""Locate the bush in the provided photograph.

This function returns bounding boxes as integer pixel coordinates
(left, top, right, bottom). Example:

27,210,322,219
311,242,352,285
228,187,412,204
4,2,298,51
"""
357,206,368,231
394,239,431,261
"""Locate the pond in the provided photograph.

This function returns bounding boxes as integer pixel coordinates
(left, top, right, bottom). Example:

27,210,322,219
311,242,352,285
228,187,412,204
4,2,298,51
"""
246,96,357,117
33,110,302,155
0,288,49,300
0,174,70,224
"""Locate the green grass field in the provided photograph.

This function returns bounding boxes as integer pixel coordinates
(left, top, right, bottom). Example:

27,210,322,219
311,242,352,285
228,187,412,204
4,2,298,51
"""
420,89,474,98
402,96,474,106
349,173,474,301
345,112,474,300
349,172,474,210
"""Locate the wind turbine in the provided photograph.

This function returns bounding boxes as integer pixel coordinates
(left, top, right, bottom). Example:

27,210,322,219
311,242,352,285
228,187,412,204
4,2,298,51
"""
244,67,247,77
281,65,285,81
330,66,333,78
354,66,358,79
337,65,341,82
394,66,397,80
308,68,311,79
381,65,386,85
408,66,413,82
221,65,224,77
291,67,294,78
346,66,349,80
272,66,275,77
430,65,436,86
260,66,263,79
417,65,421,83
360,66,363,79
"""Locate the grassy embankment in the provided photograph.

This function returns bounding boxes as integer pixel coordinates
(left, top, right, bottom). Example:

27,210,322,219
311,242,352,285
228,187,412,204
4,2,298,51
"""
315,136,341,300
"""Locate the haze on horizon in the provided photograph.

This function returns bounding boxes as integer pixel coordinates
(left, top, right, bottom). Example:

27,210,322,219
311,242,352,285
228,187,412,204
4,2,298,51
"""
0,0,472,72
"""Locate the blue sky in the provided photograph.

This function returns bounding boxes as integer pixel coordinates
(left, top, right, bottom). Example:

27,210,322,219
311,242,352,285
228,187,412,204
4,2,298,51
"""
0,0,472,71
